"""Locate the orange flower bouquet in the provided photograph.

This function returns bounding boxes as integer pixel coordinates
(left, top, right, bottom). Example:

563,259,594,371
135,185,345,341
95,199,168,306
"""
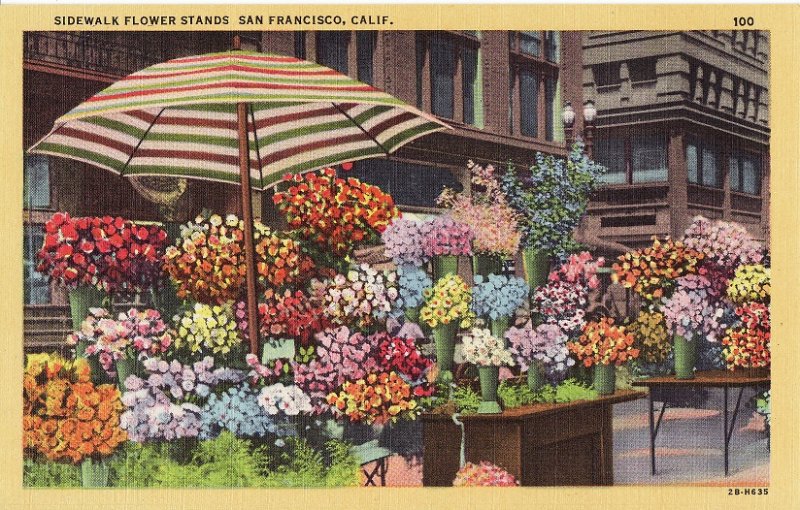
326,371,420,425
568,318,640,395
611,237,704,301
23,353,126,486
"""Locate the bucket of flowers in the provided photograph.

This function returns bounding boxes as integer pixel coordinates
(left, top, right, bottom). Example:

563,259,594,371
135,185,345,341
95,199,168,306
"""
461,325,515,414
567,317,639,395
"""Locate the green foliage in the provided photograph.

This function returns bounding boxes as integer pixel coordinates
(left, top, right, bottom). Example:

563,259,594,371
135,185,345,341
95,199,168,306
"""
497,380,537,408
23,458,81,487
108,432,361,488
755,390,771,426
534,378,598,404
451,385,481,415
295,344,316,364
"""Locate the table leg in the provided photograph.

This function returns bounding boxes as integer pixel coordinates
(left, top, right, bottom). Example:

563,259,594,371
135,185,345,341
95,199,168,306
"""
648,391,668,476
723,386,745,476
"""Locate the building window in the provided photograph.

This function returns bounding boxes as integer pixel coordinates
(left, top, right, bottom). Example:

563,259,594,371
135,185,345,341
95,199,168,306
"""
24,224,50,304
730,151,762,195
518,69,539,137
687,138,722,188
594,62,622,87
430,33,456,119
462,45,478,125
24,154,50,210
420,32,481,125
544,77,556,141
347,159,463,208
509,32,561,140
595,137,627,184
294,31,306,60
356,31,376,85
316,31,349,74
518,31,541,57
631,134,668,183
629,57,657,83
544,31,560,63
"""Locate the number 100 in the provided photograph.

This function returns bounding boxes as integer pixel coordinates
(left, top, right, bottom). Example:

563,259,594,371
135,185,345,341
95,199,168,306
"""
734,17,755,26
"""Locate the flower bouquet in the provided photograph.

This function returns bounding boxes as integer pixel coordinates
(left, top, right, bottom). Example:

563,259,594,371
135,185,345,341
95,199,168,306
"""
453,461,519,487
531,280,588,335
420,274,475,378
567,317,639,394
315,326,380,380
67,307,173,387
371,333,435,397
419,216,473,279
682,216,763,274
471,274,529,336
273,168,400,260
23,354,127,486
393,265,433,323
626,310,672,365
257,383,313,416
173,302,242,358
727,264,770,304
381,218,429,268
326,371,419,425
163,213,308,304
722,302,770,370
506,322,574,391
291,359,343,415
612,237,704,301
316,263,398,330
200,383,295,439
462,326,514,413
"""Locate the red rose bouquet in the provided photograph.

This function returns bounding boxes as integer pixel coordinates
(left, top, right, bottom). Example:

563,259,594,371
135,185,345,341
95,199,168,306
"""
273,168,400,258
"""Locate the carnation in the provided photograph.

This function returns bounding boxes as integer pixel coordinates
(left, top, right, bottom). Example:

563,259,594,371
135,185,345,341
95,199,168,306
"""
382,218,428,267
722,303,770,369
568,317,639,367
661,276,731,342
682,216,763,273
317,263,399,329
506,322,574,377
419,216,474,258
461,327,514,367
326,371,420,425
315,326,379,380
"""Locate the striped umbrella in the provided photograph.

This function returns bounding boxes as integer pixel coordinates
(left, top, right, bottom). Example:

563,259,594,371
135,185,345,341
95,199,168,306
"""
29,41,450,354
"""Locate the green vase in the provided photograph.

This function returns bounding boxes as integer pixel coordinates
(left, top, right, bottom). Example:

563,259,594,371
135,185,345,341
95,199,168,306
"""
69,286,106,330
477,366,502,414
115,355,142,391
432,322,458,380
489,316,511,340
405,306,421,324
521,247,550,290
673,334,697,380
433,255,459,281
593,363,616,395
80,458,109,488
472,254,503,278
527,361,546,393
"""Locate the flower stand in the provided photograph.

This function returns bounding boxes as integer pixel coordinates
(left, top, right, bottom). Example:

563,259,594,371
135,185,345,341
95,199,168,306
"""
672,335,696,380
477,366,502,414
472,254,503,278
527,361,546,392
521,247,550,290
593,364,616,395
68,286,105,330
80,458,109,487
489,316,511,340
433,255,459,281
432,322,458,379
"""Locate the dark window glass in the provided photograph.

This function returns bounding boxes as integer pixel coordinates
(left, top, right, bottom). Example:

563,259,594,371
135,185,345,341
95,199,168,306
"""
632,134,668,183
544,77,555,141
356,31,376,85
347,159,463,208
293,31,306,60
415,34,425,108
687,142,699,184
687,138,721,187
462,46,478,125
430,34,455,119
596,137,627,184
509,69,515,133
519,31,541,57
544,31,559,62
730,152,762,195
316,31,349,74
629,57,657,82
24,224,49,304
594,62,622,87
24,154,50,210
702,146,720,187
519,69,539,137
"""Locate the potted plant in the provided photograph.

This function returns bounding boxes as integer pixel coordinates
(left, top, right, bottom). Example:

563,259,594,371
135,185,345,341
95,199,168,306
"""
567,317,639,395
506,322,575,392
499,143,605,289
419,274,476,379
471,274,529,337
23,354,127,487
462,326,514,414
419,216,473,280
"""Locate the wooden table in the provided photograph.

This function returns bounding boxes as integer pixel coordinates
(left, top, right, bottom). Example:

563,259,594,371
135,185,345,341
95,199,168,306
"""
632,370,770,476
422,390,645,486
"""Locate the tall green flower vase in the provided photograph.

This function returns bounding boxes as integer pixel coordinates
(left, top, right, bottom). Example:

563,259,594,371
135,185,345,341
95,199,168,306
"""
432,321,458,380
433,255,459,281
477,366,502,414
673,335,697,380
593,363,616,395
405,306,421,324
527,361,546,393
489,316,511,341
115,355,143,391
472,254,503,278
69,286,105,330
81,458,109,487
521,247,550,290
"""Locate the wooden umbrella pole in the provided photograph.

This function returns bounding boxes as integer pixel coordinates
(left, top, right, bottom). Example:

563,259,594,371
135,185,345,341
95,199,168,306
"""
237,101,261,356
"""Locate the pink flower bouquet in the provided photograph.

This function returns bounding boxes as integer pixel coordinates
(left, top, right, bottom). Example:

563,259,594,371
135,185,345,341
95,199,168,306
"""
420,216,474,258
453,461,519,487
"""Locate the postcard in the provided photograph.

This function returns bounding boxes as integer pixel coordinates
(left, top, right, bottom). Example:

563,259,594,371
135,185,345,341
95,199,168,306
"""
1,4,798,510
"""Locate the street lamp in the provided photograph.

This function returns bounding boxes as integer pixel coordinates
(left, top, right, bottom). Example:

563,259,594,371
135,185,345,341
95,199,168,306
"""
583,100,597,159
562,101,575,147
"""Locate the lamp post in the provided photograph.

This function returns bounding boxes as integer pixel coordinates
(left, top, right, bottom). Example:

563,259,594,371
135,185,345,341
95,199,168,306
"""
562,101,576,147
583,100,597,159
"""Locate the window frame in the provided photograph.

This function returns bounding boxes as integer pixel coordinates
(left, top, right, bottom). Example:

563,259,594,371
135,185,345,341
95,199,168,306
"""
686,136,723,189
23,223,51,305
595,131,669,186
729,149,763,196
508,31,560,141
23,154,52,211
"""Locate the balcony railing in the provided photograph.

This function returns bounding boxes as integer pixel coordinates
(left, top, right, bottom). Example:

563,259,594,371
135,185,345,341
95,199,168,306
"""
24,32,168,77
